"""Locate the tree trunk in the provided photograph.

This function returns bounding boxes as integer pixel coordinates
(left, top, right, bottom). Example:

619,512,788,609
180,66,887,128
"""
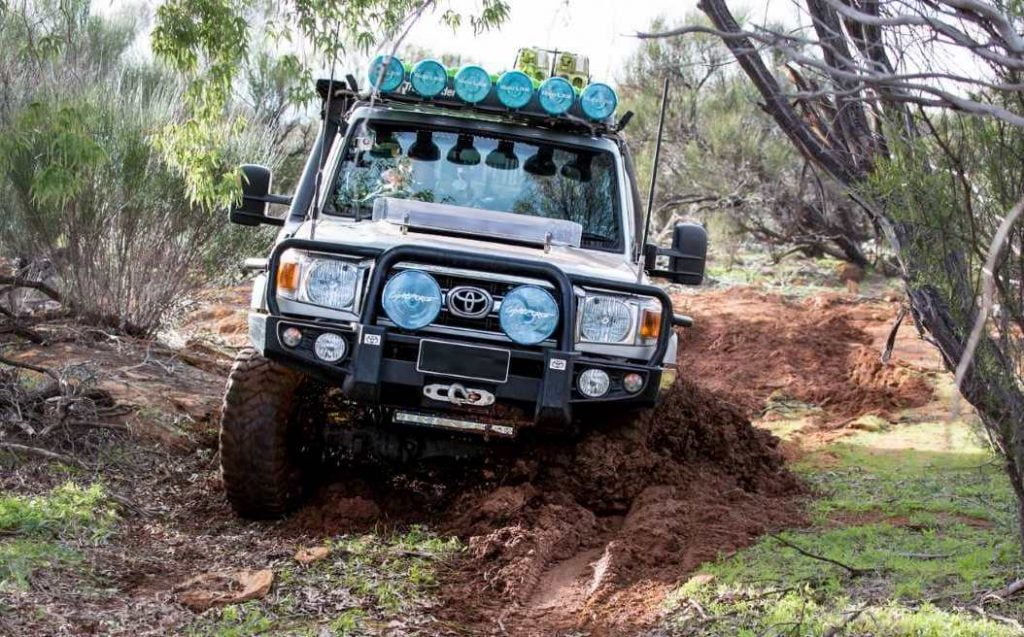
697,0,1024,547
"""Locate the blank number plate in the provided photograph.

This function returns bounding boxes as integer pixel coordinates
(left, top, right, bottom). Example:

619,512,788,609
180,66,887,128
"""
416,340,510,383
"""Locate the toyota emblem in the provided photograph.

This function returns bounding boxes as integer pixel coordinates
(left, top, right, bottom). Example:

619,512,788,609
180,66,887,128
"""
447,286,493,319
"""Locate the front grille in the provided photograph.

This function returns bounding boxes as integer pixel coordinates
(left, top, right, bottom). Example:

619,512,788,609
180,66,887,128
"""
380,265,560,344
433,272,506,332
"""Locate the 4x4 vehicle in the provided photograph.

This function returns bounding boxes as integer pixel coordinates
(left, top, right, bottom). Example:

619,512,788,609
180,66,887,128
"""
222,52,707,518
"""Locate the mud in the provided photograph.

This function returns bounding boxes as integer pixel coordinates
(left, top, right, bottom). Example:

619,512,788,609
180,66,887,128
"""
325,289,936,634
3,285,948,636
262,374,802,634
675,289,934,422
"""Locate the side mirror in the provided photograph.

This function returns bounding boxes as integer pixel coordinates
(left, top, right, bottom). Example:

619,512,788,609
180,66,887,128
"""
643,222,707,286
229,164,291,227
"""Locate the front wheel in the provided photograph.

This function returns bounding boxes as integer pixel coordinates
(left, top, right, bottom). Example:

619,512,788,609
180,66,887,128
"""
219,349,323,518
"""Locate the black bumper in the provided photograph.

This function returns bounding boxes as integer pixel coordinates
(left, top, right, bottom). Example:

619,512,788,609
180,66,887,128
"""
261,241,672,431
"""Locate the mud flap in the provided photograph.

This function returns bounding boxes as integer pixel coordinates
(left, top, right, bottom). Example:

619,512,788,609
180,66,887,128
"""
345,325,386,402
535,350,577,429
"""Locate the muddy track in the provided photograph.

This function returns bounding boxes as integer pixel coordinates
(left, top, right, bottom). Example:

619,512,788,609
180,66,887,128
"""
273,289,937,634
278,377,804,635
4,286,935,636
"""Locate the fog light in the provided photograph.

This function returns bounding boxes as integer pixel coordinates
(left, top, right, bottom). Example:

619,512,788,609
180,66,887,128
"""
623,372,644,394
314,332,347,362
281,326,302,348
577,368,610,398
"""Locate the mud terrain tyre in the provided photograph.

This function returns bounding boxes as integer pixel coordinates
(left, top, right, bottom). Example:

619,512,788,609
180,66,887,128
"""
220,348,323,518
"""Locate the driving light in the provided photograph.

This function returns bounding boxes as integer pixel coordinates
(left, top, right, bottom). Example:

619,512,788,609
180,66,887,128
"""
538,77,574,115
314,332,347,362
281,326,302,348
580,296,632,343
496,70,534,109
580,83,617,120
411,59,447,97
623,372,644,394
368,55,404,92
577,368,610,398
306,259,358,310
382,270,442,330
454,65,491,103
499,285,559,345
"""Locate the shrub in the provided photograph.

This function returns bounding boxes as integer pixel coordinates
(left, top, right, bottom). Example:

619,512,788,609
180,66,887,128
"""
0,76,277,335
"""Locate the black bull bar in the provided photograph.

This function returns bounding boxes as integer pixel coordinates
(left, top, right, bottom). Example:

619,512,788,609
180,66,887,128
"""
265,239,675,424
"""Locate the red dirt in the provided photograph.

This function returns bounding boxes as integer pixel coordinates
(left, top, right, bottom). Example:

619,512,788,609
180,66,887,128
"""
828,510,995,529
431,378,804,635
4,285,947,635
674,289,935,422
268,377,803,635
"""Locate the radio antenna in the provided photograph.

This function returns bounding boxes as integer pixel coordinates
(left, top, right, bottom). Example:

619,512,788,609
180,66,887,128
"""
639,76,670,261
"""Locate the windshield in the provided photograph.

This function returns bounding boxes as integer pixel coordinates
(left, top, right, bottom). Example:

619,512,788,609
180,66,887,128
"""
327,120,623,251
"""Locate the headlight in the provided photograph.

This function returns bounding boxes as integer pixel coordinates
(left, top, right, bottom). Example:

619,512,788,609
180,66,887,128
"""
276,250,365,312
306,259,358,309
382,269,442,330
499,285,559,345
576,293,663,345
579,296,632,343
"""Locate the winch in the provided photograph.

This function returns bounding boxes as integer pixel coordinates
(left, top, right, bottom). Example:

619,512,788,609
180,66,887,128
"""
424,383,495,407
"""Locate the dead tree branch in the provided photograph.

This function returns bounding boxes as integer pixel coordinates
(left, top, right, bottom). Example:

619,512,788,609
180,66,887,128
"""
0,355,60,383
0,275,61,303
771,534,874,576
0,442,87,468
954,197,1024,399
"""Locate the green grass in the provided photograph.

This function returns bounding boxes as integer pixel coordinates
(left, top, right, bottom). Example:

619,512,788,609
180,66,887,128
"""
187,526,461,636
660,421,1024,636
0,482,118,590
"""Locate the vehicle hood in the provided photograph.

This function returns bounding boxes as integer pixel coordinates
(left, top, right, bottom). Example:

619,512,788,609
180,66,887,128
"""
291,217,642,283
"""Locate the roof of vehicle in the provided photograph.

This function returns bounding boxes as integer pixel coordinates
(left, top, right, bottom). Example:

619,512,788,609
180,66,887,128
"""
316,78,626,145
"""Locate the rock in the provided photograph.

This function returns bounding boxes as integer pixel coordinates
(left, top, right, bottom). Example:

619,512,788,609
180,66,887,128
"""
175,569,273,611
294,546,330,564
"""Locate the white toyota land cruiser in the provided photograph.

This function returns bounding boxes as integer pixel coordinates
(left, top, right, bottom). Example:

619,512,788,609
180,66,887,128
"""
222,51,707,518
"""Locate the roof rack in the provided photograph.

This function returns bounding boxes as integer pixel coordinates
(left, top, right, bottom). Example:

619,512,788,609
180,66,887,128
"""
316,53,623,137
316,77,616,137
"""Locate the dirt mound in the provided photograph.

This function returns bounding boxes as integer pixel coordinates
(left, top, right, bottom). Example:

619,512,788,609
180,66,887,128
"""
432,379,803,635
675,289,933,421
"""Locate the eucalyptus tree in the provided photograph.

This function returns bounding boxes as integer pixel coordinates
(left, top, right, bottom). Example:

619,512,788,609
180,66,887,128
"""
640,0,1024,545
620,15,874,265
151,0,509,206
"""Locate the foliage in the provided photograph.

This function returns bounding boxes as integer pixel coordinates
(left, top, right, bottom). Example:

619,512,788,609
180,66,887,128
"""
0,482,117,540
661,419,1023,635
864,107,1024,542
664,0,1024,549
0,79,276,333
184,527,461,635
0,1,279,334
618,16,875,266
0,482,117,590
151,0,509,206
